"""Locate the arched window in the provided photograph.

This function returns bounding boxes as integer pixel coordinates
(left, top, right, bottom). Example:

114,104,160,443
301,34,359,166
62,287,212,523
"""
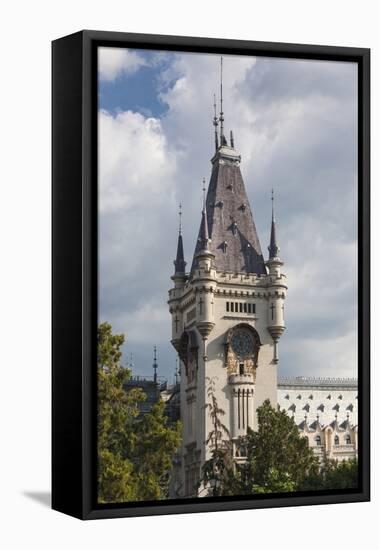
334,435,339,446
315,435,321,446
345,434,351,445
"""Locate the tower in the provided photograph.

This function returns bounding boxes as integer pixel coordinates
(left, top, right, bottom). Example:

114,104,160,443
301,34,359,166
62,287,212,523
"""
168,64,287,497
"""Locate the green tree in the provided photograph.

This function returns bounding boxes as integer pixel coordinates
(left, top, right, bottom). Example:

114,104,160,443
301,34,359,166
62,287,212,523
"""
300,457,358,491
130,400,182,500
97,322,181,503
220,399,318,496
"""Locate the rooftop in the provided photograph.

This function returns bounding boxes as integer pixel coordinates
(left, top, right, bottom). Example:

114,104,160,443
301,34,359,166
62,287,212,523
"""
278,377,358,389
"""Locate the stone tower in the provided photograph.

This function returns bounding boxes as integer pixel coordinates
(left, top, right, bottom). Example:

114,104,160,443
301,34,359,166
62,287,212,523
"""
168,91,287,498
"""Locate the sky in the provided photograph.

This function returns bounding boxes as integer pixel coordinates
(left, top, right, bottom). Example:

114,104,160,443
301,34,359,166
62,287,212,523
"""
98,47,358,383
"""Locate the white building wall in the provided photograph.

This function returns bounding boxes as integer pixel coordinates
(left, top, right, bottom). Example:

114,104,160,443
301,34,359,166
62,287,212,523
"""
278,379,358,463
277,380,358,427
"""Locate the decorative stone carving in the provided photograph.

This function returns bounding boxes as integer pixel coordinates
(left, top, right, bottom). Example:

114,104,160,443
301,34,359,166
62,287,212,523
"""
224,324,260,381
175,330,199,380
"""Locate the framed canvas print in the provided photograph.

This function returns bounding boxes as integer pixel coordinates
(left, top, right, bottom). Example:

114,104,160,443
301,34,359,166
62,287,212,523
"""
52,30,370,520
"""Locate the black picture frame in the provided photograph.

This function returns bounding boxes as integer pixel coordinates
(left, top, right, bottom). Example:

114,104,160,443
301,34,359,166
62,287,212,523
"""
52,30,370,520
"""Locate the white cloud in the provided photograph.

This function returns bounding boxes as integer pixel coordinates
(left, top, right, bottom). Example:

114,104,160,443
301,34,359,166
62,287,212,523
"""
99,109,177,212
99,47,146,81
98,108,178,371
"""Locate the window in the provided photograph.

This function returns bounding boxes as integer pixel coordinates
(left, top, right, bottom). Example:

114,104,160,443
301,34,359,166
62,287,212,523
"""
239,444,247,457
225,301,255,315
345,434,351,445
315,435,321,446
239,363,245,375
334,435,339,446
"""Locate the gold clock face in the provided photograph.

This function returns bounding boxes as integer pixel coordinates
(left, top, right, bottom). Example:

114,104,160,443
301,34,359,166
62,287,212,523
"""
230,329,254,358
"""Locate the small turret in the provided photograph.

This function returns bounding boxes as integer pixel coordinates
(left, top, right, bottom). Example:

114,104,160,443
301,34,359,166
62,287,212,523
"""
195,179,214,271
194,179,216,360
266,189,286,363
172,203,187,287
267,189,283,277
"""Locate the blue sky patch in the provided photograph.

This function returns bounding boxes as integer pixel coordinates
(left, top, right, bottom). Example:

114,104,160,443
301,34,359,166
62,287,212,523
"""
98,50,174,117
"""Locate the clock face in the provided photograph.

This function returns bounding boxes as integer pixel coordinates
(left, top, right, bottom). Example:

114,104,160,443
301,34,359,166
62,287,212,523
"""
230,329,254,358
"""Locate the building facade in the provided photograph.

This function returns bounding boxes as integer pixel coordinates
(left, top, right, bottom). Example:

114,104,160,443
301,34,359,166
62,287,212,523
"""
278,377,358,463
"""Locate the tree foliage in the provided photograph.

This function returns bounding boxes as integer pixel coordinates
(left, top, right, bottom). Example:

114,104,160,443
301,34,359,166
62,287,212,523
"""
300,457,358,491
203,400,318,495
97,322,181,503
201,377,234,496
235,399,318,494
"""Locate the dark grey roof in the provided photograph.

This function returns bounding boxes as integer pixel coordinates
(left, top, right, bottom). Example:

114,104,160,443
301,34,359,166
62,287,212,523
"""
191,145,266,275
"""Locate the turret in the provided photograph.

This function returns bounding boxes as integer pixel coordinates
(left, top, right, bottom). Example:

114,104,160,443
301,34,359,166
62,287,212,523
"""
195,180,214,272
266,190,286,362
267,189,283,277
193,179,216,359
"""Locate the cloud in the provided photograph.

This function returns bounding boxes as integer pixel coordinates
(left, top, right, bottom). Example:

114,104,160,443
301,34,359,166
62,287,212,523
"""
99,51,358,380
99,47,146,81
99,109,176,212
98,108,178,372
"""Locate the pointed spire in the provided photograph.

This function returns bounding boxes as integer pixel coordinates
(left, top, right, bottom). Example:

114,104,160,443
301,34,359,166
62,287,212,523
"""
153,345,158,384
197,178,210,253
219,57,227,146
268,188,280,259
213,93,219,152
174,203,187,275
